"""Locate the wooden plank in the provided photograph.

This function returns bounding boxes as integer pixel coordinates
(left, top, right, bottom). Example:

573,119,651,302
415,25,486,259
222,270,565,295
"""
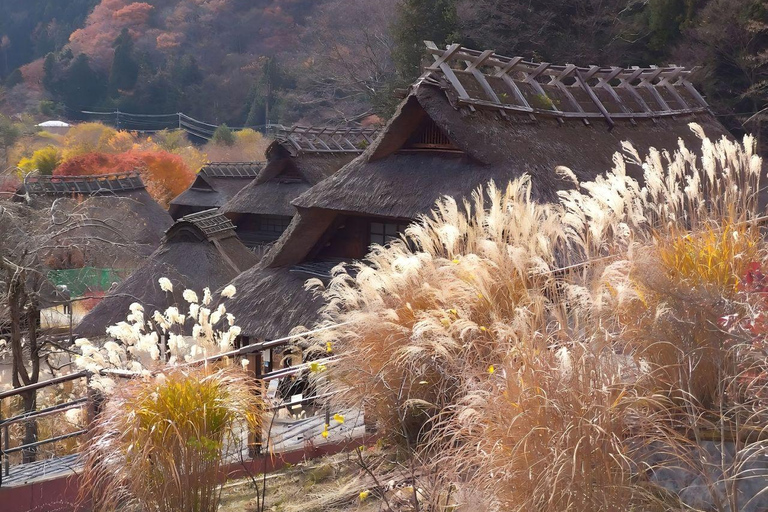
461,50,508,118
619,69,654,115
575,69,614,129
426,42,477,112
494,57,536,118
638,67,670,111
659,70,691,111
682,80,710,108
456,97,708,119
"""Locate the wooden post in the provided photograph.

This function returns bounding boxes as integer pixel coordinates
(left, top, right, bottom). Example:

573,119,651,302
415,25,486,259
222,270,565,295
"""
247,350,263,458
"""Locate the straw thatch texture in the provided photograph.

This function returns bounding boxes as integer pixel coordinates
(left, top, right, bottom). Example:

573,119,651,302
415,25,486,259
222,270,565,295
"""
75,212,258,338
215,265,325,340
297,84,730,218
221,144,357,218
168,163,263,220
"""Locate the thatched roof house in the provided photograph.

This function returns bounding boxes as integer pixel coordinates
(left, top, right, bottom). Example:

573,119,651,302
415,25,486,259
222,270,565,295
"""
168,162,263,220
16,172,173,270
220,126,378,250
76,209,258,338
223,42,731,343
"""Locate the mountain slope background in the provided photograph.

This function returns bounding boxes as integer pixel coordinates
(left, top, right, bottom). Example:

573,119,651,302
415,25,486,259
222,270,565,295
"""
0,0,766,146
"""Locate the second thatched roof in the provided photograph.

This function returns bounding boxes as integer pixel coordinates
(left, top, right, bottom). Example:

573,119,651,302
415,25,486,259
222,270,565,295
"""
75,209,258,338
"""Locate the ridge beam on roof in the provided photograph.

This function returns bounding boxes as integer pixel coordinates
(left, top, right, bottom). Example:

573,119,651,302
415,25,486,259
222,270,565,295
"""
594,66,636,125
618,68,655,120
638,66,671,112
425,41,477,112
657,67,692,111
523,62,566,123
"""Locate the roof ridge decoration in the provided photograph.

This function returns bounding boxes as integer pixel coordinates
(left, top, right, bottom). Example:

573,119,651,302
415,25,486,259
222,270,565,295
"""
170,208,236,241
421,41,710,128
275,125,380,156
200,162,264,178
23,172,145,196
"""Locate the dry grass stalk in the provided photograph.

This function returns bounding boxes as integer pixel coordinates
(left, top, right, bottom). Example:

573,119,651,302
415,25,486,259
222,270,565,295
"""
303,125,768,511
79,365,263,512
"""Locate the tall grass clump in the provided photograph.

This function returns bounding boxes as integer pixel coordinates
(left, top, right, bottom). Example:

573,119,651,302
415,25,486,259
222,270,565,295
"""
436,340,679,512
312,177,568,450
308,124,768,510
561,127,765,407
81,365,262,512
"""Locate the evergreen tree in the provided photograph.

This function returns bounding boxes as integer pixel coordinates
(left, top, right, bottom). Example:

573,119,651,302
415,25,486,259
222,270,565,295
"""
392,0,459,81
212,123,236,146
62,53,106,111
109,28,139,94
244,57,291,127
42,52,58,94
4,68,22,87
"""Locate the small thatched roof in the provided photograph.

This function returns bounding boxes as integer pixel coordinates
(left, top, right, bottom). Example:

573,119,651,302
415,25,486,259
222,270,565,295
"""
215,262,335,340
16,173,173,269
169,162,263,220
75,209,258,338
221,126,378,218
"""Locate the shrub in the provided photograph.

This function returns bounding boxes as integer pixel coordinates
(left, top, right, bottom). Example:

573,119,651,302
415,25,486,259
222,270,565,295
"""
17,145,61,175
211,123,236,146
154,128,190,151
312,125,767,510
314,178,566,449
81,365,263,512
61,122,117,159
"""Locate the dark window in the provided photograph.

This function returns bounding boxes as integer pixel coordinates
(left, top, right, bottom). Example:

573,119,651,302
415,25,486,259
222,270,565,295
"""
370,221,408,247
259,215,292,234
403,117,458,150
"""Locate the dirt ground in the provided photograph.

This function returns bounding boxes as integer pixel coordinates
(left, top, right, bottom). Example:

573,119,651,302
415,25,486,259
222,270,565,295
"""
218,450,409,512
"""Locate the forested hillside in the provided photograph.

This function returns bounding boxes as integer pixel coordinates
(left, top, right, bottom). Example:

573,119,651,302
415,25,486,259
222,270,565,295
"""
0,0,766,145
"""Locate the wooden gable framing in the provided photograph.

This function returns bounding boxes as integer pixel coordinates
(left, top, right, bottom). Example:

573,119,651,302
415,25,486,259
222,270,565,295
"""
422,41,710,128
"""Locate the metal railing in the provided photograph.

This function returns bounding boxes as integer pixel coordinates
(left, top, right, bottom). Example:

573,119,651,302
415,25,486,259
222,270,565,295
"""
0,323,348,486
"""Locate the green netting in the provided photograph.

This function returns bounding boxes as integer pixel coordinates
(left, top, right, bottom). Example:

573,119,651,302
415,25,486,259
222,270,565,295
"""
47,267,130,297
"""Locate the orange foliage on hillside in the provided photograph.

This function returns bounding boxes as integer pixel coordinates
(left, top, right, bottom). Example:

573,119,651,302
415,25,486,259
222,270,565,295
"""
55,150,194,207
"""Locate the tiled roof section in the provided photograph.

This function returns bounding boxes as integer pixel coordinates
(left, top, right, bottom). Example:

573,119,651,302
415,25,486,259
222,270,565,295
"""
176,208,236,239
421,42,710,126
24,172,145,196
200,162,263,178
275,125,379,156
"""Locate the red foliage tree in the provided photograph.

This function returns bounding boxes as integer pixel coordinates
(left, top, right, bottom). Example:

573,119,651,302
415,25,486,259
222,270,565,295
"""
55,150,194,208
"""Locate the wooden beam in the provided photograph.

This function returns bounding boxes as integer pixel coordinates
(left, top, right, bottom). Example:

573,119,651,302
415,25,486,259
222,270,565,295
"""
575,69,614,129
425,41,476,112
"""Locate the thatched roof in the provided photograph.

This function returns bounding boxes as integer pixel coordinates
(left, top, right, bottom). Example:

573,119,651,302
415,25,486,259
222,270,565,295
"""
260,45,730,267
215,263,334,340
221,127,378,218
168,162,263,220
16,173,173,270
75,209,258,338
295,90,728,220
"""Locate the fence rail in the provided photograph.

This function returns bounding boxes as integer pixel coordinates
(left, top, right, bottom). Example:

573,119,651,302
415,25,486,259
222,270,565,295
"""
0,322,349,485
